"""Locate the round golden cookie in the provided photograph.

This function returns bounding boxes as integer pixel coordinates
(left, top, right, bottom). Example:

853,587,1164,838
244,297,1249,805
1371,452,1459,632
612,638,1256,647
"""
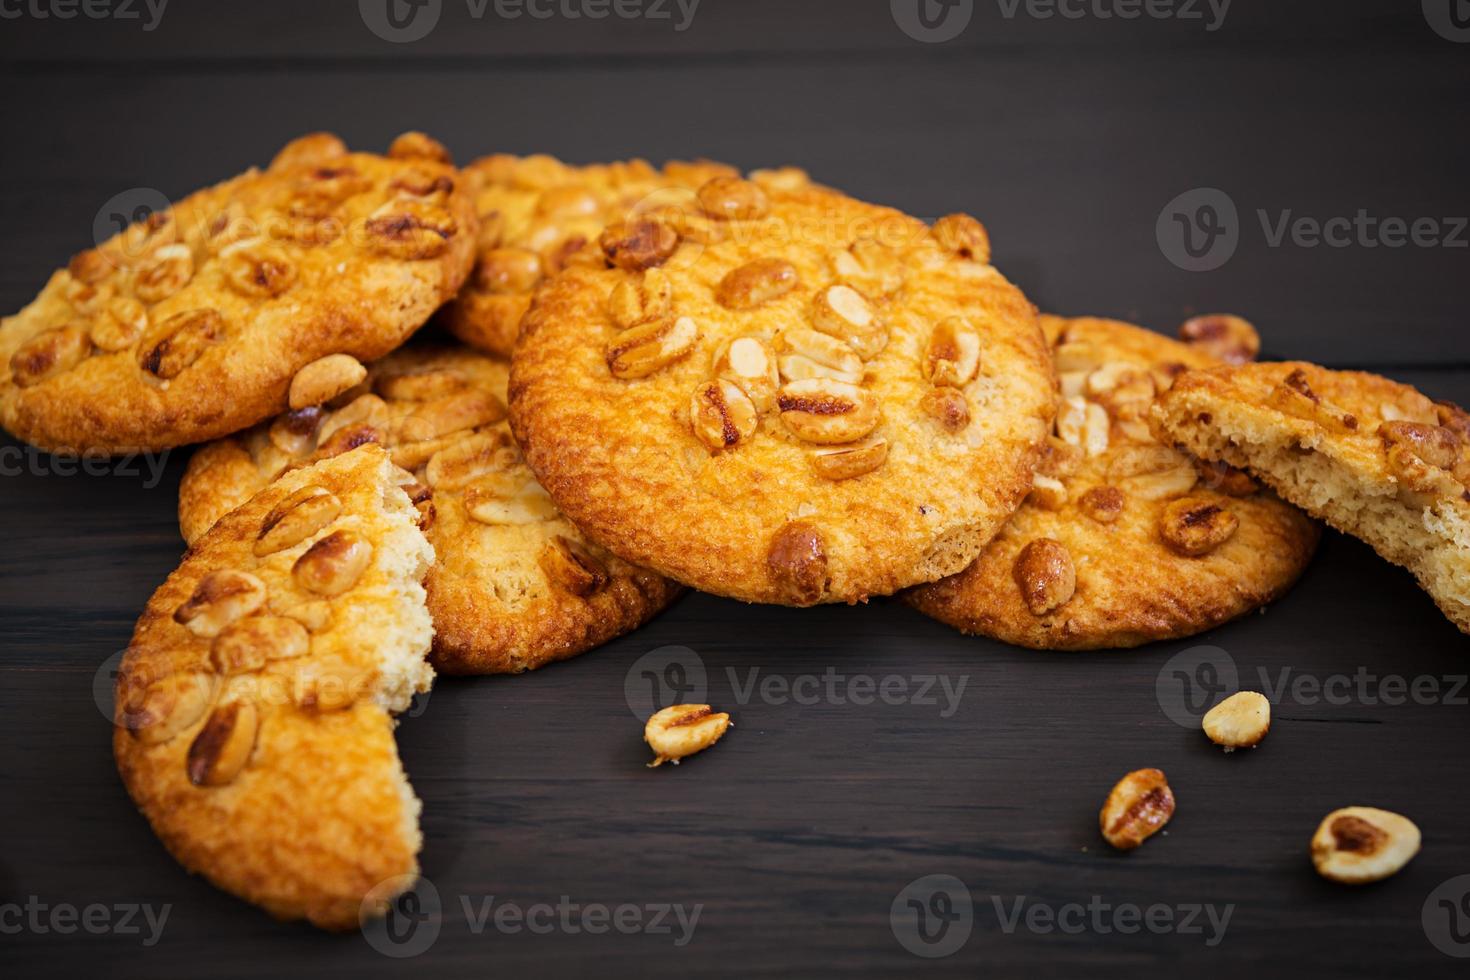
443,153,797,356
179,344,682,674
904,315,1320,649
1157,359,1470,635
508,178,1056,605
1,131,478,453
115,445,436,930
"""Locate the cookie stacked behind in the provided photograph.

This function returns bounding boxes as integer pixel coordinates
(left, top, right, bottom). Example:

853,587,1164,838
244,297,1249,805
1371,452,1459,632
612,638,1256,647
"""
0,132,477,454
180,344,683,674
508,175,1058,604
115,445,435,930
904,316,1321,648
1157,361,1470,634
443,153,774,356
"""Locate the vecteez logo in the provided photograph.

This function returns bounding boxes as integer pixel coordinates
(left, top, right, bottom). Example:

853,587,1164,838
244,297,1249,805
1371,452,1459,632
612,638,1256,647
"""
1156,187,1240,273
1155,645,1238,727
891,0,974,43
1423,875,1470,958
890,874,973,958
361,0,443,43
1423,0,1470,42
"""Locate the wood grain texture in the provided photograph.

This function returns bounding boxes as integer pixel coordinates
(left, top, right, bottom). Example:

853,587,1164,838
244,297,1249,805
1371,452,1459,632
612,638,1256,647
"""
1,3,1468,977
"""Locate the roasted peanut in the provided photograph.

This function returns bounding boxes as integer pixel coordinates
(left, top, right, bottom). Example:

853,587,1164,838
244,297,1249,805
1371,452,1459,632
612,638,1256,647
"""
924,317,981,387
122,671,217,745
777,378,881,445
1013,538,1076,616
538,536,609,596
391,389,506,443
810,437,888,481
1269,368,1361,433
9,325,90,388
712,336,779,414
922,386,971,433
767,520,828,605
1311,807,1421,884
1079,485,1126,523
1379,420,1461,472
697,176,769,221
1202,691,1270,750
89,297,148,352
1160,497,1239,556
174,570,268,637
463,474,559,525
832,238,905,296
256,486,343,556
1100,768,1176,851
931,213,990,264
388,130,452,163
288,354,367,410
690,379,760,452
220,240,297,298
137,308,225,380
645,703,731,767
810,283,887,360
1057,396,1110,457
1029,474,1068,511
777,328,864,385
292,529,372,596
607,268,673,329
268,407,323,455
1179,314,1260,365
132,243,194,303
365,201,458,260
716,258,799,310
187,700,259,787
210,616,310,674
600,218,679,271
474,248,542,294
606,316,698,379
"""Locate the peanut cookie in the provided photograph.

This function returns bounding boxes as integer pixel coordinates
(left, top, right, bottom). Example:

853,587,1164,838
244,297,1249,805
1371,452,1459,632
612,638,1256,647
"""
509,179,1056,605
904,316,1319,648
1,131,477,453
180,344,681,674
1156,359,1470,634
444,154,790,356
114,445,435,930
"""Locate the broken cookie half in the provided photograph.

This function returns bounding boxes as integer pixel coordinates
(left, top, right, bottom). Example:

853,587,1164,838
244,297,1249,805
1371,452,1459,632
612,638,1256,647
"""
113,444,435,929
1156,361,1470,635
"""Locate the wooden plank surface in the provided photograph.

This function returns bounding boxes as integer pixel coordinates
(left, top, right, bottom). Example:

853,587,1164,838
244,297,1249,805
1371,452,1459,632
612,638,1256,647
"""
1,3,1468,977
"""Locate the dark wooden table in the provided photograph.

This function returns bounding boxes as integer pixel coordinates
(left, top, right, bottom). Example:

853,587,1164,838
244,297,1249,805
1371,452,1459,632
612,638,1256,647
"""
3,3,1468,976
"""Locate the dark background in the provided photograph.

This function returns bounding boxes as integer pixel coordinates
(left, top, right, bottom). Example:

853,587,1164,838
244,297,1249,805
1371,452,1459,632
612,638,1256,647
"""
2,1,1468,976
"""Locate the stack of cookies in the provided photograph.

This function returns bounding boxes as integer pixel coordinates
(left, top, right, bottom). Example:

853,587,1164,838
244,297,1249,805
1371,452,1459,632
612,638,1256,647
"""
5,132,1466,928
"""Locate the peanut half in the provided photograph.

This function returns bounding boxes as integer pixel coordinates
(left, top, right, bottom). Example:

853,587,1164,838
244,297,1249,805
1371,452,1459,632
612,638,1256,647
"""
1311,807,1421,884
1100,768,1176,851
1201,691,1270,750
645,703,731,768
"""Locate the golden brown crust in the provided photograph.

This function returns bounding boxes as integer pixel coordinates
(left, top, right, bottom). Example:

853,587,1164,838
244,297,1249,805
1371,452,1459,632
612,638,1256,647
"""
509,180,1056,605
441,154,751,356
115,445,435,929
1,132,477,453
1156,360,1470,634
179,345,682,674
904,316,1320,649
